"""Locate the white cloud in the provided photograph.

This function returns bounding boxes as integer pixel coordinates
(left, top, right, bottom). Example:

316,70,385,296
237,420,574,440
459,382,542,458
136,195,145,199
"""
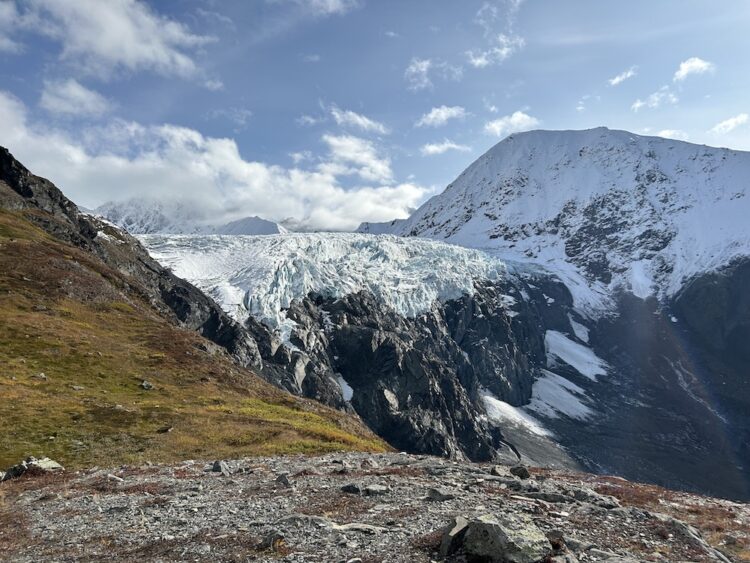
420,140,471,156
467,33,524,68
297,114,324,126
475,0,524,36
404,58,462,92
302,53,321,63
415,105,467,128
330,106,389,134
608,66,637,86
20,0,213,78
656,129,689,141
39,79,111,117
203,79,224,91
0,0,22,53
709,113,748,135
0,90,425,231
290,150,313,164
631,86,678,112
279,0,361,16
484,110,540,137
207,107,254,131
384,30,398,38
673,57,715,82
320,134,393,184
405,58,433,91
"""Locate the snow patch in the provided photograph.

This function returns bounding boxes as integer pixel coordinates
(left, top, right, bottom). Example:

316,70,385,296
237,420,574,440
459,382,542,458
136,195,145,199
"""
336,375,354,402
628,260,654,299
482,394,551,436
567,314,589,343
526,370,593,420
545,330,608,381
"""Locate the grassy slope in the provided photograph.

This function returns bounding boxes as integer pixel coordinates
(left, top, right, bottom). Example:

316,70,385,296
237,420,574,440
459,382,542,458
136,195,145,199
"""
0,209,386,469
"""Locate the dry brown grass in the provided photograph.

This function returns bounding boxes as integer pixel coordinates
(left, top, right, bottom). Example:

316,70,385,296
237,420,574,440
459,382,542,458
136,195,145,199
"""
294,491,376,522
0,209,387,472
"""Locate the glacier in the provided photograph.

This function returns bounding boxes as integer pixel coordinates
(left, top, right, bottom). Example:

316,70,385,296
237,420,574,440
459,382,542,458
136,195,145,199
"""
140,232,516,339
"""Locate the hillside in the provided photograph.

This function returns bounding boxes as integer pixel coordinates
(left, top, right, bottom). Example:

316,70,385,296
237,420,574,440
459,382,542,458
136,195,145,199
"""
0,147,385,470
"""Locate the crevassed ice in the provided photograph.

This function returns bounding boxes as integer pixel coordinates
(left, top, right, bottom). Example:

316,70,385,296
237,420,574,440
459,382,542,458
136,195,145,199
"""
140,233,511,336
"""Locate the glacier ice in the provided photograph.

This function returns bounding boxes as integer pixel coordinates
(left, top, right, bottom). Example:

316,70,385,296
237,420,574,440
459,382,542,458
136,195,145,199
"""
140,232,514,339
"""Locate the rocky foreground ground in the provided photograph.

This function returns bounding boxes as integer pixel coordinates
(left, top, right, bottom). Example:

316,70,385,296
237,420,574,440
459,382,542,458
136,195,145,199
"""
1,452,748,562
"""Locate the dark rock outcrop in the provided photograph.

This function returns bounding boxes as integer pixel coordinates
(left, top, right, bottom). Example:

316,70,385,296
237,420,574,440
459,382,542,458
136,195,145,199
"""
251,273,580,466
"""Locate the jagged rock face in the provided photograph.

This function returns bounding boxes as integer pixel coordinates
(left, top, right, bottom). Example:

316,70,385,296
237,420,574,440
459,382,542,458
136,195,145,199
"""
252,276,577,466
0,146,264,370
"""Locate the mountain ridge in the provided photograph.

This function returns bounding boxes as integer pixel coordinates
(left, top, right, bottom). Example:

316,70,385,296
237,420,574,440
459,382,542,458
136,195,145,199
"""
358,127,750,312
94,197,288,235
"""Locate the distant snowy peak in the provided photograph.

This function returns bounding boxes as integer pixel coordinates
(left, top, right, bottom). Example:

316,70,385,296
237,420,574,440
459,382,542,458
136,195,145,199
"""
95,198,286,235
359,127,750,304
215,216,287,235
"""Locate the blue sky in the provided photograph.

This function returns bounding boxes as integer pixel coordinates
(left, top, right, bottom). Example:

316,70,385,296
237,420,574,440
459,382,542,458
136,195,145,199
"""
0,0,749,230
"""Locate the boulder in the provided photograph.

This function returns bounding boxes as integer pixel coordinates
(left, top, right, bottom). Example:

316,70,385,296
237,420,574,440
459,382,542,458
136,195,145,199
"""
510,465,531,479
211,460,231,476
341,483,362,494
1,457,64,481
425,487,455,502
439,516,470,557
451,513,551,563
364,484,389,496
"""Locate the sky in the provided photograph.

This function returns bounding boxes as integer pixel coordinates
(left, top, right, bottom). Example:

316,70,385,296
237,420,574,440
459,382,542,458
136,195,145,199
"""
0,0,749,230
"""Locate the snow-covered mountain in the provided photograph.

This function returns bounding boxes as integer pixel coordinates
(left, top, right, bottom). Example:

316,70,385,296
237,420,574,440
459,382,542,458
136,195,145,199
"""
214,216,288,235
359,127,750,311
94,198,286,235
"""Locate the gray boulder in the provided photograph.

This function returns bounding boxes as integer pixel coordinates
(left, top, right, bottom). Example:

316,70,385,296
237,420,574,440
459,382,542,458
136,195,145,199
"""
444,513,551,563
2,457,64,481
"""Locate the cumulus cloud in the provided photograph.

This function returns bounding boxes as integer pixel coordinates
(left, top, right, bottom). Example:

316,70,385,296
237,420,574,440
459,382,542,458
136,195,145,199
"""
404,58,462,92
320,134,393,183
40,78,111,117
0,90,426,231
709,113,748,135
330,106,389,134
415,105,467,128
631,86,678,112
420,140,471,156
656,129,689,141
608,66,637,86
466,34,524,68
16,0,213,78
673,57,715,82
484,110,540,137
